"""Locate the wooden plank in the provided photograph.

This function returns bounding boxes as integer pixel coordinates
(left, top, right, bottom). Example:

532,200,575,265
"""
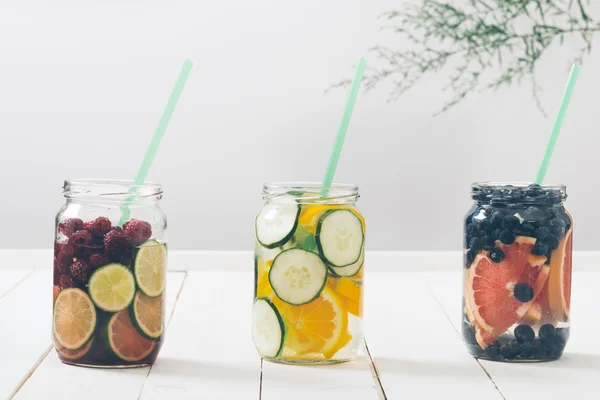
261,346,380,400
139,271,261,400
0,269,32,300
13,272,186,400
0,271,52,399
427,271,600,400
368,272,501,399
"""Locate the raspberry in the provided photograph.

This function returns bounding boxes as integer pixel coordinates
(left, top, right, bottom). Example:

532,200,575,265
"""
55,252,73,274
104,230,129,259
123,219,152,246
70,260,90,284
58,218,84,237
84,217,112,239
120,249,133,267
68,230,92,247
89,253,107,268
111,226,123,233
53,267,61,284
59,274,75,289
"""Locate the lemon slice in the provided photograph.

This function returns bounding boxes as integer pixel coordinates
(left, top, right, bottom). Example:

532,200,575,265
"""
134,240,166,297
53,288,97,350
131,291,164,339
88,263,136,312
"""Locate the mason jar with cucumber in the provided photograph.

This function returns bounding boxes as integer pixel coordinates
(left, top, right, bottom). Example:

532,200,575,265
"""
252,183,365,364
53,179,167,367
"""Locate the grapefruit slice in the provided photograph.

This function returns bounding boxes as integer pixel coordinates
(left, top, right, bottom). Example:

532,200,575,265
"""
465,236,550,349
547,229,572,322
107,310,156,362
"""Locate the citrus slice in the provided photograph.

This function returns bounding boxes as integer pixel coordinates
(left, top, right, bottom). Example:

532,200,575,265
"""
465,236,550,349
107,310,156,362
520,301,542,326
131,291,164,339
88,263,136,312
134,240,166,297
548,229,572,322
56,338,94,360
53,288,97,350
273,285,348,359
255,258,274,298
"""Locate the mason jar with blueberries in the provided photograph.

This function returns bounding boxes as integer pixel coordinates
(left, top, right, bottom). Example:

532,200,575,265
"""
462,182,572,362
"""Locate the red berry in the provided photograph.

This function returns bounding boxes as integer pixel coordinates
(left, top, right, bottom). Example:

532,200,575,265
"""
89,253,107,268
70,260,90,284
55,252,73,274
120,249,133,267
104,230,129,259
123,219,152,246
59,275,75,289
68,230,92,247
111,226,123,233
84,217,112,238
58,218,84,237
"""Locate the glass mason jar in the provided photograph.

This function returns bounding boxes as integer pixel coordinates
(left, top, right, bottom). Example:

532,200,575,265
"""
53,179,167,368
462,183,572,362
252,183,365,364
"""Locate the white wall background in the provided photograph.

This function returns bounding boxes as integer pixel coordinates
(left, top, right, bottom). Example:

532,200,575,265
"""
0,0,599,251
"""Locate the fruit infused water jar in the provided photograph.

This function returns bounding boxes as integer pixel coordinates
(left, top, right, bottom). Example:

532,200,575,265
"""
252,183,365,364
463,183,572,362
53,179,167,367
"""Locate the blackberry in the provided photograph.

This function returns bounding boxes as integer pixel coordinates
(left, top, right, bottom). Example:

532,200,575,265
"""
123,219,152,246
513,283,534,302
514,324,535,343
58,218,84,237
499,230,516,245
489,248,505,263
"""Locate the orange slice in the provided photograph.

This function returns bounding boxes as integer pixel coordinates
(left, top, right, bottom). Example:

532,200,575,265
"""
256,258,274,298
548,229,572,322
273,285,348,358
107,310,156,362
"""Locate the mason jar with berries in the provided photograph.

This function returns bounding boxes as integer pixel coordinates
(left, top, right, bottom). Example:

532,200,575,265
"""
53,179,167,367
462,183,572,362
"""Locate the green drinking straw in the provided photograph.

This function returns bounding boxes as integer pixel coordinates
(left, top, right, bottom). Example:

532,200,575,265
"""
534,64,581,184
118,59,194,226
321,57,367,195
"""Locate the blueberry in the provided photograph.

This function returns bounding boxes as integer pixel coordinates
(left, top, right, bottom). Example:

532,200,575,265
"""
514,325,535,343
514,283,534,302
519,223,536,237
499,230,516,245
548,208,560,219
478,219,491,232
466,223,477,236
539,324,556,343
489,248,505,263
500,342,520,359
552,218,567,230
554,327,569,345
469,237,482,252
502,215,520,230
532,240,549,255
465,249,477,269
481,236,496,251
526,184,544,197
462,325,476,344
520,342,534,358
523,206,546,221
485,344,500,358
552,226,566,239
490,211,505,228
546,234,560,250
535,227,550,240
491,229,501,240
560,213,572,230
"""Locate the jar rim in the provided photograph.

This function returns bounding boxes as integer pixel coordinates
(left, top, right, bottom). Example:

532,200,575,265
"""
63,178,163,201
471,181,567,204
263,182,359,204
472,182,566,191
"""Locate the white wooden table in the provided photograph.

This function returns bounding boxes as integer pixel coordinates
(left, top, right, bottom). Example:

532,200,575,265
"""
1,250,599,399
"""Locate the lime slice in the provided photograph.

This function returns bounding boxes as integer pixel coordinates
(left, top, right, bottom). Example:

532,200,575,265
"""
134,240,166,297
53,288,97,350
131,291,164,339
88,263,136,312
56,338,94,360
107,310,156,362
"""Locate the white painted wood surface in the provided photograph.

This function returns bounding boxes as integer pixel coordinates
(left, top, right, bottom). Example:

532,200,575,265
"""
0,251,597,399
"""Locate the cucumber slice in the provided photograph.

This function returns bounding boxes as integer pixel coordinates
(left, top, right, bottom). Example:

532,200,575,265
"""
252,298,285,358
269,248,327,305
329,250,364,277
317,210,364,267
255,196,300,249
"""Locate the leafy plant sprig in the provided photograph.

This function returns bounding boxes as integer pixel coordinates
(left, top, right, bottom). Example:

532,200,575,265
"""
333,0,599,114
